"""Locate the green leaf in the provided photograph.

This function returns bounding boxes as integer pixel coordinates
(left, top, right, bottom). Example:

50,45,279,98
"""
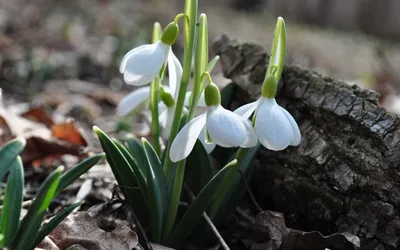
93,127,141,207
211,144,261,226
113,139,147,201
0,156,24,247
125,134,147,177
142,138,168,243
55,153,105,197
150,76,162,156
0,137,26,181
167,159,238,248
33,201,83,246
185,139,212,194
206,55,219,73
11,166,63,250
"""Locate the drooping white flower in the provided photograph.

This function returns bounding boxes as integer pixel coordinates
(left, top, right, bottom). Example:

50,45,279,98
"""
169,83,257,163
119,41,170,86
117,49,206,140
234,97,301,151
119,22,179,86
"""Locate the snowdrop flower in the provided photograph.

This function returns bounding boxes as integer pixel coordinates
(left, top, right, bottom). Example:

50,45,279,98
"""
119,22,179,86
234,75,301,151
116,49,181,117
117,49,207,141
170,82,257,162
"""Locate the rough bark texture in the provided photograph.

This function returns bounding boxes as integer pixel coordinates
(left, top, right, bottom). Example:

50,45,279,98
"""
213,35,400,250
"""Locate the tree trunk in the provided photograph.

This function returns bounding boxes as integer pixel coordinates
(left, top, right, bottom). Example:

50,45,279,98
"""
212,35,400,250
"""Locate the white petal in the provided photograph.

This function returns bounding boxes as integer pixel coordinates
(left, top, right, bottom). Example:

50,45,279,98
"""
254,98,293,151
159,109,168,128
184,91,192,107
280,107,301,146
234,100,258,120
198,127,216,153
163,107,175,139
117,86,151,116
170,113,206,162
206,105,247,147
198,91,206,108
184,91,206,108
122,41,170,86
168,49,183,98
240,118,258,148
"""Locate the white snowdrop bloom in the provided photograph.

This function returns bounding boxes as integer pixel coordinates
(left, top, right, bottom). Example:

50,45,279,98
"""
169,83,257,163
119,41,170,86
116,49,181,117
119,22,179,86
234,97,301,151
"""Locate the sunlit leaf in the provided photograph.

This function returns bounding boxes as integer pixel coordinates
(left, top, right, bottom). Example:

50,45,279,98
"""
0,156,24,246
142,138,168,242
11,166,63,250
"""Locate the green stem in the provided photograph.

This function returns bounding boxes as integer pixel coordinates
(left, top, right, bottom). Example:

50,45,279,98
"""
162,160,185,241
150,76,161,156
162,0,198,242
163,0,197,181
209,147,249,219
187,13,208,120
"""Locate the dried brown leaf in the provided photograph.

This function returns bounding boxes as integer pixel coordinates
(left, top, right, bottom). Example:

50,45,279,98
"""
40,212,138,250
255,210,360,250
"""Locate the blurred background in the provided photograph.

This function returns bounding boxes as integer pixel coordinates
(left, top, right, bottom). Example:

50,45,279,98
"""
0,0,400,119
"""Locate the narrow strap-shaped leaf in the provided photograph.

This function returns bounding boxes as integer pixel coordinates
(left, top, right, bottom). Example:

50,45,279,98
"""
125,135,147,178
142,138,168,243
185,139,212,194
33,201,83,246
167,159,238,248
93,127,141,203
10,166,63,250
211,143,261,226
0,137,26,181
113,139,147,202
55,153,105,196
0,156,24,247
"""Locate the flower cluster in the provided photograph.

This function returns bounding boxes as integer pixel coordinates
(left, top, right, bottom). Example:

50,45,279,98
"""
117,17,301,162
96,4,303,247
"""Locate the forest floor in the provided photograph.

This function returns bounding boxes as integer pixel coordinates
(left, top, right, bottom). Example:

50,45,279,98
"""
0,0,399,249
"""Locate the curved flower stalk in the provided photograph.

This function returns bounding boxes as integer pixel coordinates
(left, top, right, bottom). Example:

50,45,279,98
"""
119,22,179,86
170,82,257,163
234,89,301,151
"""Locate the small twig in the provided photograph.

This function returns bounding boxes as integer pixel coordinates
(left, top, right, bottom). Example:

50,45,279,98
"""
1,199,34,210
238,170,263,212
183,184,230,250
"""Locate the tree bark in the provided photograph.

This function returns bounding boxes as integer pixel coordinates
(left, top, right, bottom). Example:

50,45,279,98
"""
212,35,400,250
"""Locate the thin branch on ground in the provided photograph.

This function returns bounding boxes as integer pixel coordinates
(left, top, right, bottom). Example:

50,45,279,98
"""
183,183,231,250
